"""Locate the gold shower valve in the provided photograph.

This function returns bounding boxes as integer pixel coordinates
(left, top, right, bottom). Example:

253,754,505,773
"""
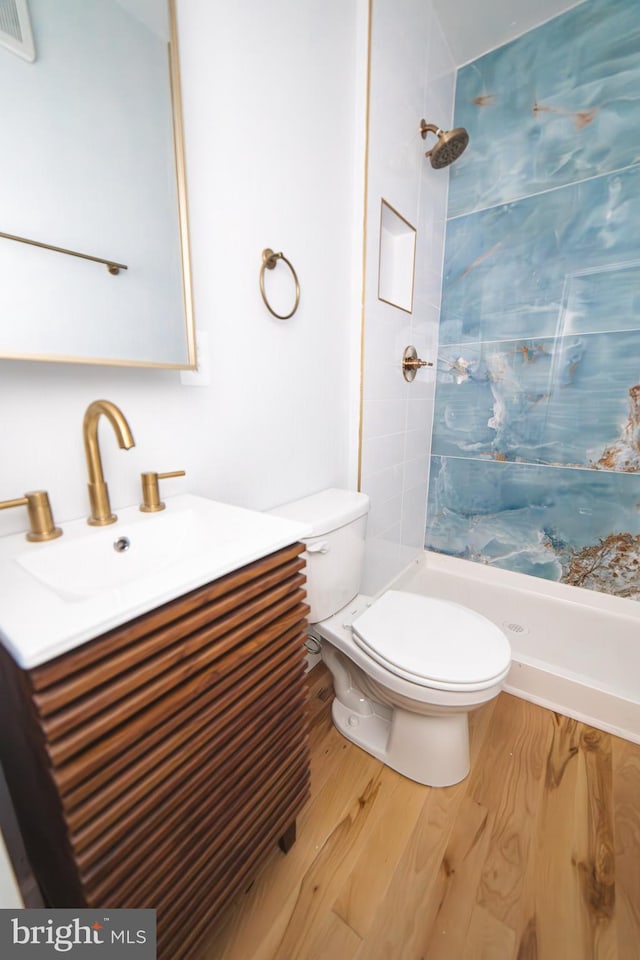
0,490,62,541
140,470,186,512
402,345,433,382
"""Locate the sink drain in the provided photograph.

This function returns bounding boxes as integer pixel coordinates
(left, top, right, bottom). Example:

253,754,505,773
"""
502,620,529,635
113,536,131,553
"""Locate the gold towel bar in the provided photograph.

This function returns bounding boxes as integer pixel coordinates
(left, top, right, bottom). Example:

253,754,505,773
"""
260,248,300,319
0,231,127,275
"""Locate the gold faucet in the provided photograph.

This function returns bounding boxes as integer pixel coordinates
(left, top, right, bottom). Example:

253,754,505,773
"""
83,400,135,525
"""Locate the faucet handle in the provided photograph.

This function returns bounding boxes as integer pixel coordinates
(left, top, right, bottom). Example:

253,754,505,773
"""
0,490,63,542
140,470,186,513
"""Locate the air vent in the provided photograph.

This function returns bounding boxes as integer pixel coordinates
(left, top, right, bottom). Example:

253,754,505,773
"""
0,0,36,62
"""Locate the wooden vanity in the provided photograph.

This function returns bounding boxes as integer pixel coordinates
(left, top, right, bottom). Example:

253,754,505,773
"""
0,542,310,959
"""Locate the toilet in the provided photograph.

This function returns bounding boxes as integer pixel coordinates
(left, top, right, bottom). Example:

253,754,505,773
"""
269,488,511,787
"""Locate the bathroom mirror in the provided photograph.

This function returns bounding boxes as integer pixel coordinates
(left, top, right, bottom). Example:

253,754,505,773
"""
0,0,195,368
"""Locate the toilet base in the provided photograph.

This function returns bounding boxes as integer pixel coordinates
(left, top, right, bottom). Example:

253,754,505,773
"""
331,697,470,787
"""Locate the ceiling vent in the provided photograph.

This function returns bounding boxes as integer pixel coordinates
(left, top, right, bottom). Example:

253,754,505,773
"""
0,0,35,62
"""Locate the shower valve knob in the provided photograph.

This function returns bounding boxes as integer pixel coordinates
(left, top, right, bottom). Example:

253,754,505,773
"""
402,345,433,382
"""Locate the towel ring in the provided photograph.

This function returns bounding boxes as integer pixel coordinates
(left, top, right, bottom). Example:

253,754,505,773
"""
260,248,300,319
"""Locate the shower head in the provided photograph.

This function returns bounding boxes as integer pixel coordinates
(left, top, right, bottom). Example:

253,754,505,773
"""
419,120,469,169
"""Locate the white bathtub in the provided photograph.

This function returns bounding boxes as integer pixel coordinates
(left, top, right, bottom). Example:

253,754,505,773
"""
392,551,640,744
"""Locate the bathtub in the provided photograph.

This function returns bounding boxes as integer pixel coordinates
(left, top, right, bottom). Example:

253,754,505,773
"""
391,551,640,744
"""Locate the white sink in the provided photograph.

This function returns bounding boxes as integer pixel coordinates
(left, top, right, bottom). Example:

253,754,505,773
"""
17,507,195,600
0,494,309,669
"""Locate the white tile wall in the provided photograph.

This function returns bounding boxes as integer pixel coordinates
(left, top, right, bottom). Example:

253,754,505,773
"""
360,0,455,595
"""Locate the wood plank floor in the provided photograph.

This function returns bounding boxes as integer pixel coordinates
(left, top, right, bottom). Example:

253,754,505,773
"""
202,664,640,960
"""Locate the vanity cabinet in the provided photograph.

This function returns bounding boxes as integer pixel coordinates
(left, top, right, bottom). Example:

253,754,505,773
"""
0,543,310,959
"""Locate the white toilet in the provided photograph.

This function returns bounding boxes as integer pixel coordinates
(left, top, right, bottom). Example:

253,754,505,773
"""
270,488,511,787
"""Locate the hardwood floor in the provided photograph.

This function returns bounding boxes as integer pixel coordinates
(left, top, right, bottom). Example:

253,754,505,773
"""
202,664,640,960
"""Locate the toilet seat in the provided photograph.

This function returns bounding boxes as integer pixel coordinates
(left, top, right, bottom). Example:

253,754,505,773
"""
351,590,511,692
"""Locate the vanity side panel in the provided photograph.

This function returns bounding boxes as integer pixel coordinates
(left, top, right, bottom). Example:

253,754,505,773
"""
0,645,85,906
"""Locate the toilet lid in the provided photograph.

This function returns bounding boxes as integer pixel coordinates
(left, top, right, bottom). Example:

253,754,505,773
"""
351,590,511,689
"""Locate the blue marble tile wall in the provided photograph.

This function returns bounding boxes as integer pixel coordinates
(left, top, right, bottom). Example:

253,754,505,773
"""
425,0,640,600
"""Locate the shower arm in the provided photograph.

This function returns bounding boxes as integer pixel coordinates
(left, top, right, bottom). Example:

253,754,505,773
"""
420,121,440,140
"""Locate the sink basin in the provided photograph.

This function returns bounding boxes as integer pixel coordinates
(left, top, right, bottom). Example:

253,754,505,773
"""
16,510,192,600
18,507,195,600
0,494,309,668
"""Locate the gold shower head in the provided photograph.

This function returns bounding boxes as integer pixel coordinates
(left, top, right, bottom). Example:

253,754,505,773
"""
420,120,469,168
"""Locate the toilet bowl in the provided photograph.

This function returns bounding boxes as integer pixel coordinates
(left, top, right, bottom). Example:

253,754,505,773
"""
269,488,511,787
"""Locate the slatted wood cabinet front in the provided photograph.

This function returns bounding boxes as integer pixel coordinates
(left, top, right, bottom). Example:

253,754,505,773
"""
0,542,310,959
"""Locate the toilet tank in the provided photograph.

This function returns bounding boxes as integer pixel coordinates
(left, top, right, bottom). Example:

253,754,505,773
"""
268,488,369,622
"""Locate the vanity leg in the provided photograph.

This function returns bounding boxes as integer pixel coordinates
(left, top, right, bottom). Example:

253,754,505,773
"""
278,819,297,854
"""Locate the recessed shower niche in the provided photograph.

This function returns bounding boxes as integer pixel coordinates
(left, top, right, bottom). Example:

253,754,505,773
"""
377,199,417,313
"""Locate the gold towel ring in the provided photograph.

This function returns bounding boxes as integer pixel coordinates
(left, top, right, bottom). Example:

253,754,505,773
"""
260,248,300,319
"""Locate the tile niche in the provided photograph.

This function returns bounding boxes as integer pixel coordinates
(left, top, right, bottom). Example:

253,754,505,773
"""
377,199,416,314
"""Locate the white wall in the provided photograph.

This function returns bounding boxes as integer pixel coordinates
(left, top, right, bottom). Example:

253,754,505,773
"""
360,0,456,593
432,0,583,66
0,0,365,537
